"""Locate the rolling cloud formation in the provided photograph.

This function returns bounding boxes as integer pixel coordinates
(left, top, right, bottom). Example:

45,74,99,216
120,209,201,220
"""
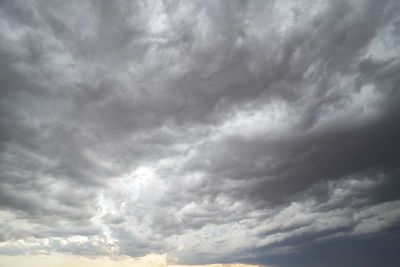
1,0,400,266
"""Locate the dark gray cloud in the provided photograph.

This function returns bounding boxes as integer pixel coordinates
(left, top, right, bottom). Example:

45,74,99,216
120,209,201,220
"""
1,0,400,266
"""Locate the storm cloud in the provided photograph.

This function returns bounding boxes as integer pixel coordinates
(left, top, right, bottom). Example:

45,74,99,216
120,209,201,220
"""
1,0,400,266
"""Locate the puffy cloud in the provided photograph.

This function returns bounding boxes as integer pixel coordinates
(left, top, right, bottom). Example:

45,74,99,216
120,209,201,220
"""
0,0,400,266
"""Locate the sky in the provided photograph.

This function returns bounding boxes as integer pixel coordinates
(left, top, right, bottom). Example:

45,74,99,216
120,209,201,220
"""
0,0,400,267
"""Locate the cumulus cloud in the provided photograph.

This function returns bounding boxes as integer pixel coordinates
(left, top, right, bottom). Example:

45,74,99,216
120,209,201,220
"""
0,0,400,266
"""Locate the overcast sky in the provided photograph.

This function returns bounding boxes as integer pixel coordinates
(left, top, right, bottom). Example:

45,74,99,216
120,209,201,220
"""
1,0,400,267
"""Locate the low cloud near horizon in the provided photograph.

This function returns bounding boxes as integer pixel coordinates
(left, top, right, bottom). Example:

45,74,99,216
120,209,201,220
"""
1,0,400,267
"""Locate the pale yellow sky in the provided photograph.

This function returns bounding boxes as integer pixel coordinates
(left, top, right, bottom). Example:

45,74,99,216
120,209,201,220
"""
0,253,271,267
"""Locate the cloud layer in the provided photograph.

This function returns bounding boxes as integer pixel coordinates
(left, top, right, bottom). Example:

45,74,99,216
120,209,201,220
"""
1,0,400,266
